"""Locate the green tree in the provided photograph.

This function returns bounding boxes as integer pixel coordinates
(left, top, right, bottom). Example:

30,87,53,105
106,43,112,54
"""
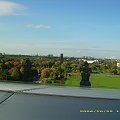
23,58,33,82
49,68,57,80
0,61,9,80
20,66,25,76
11,67,21,81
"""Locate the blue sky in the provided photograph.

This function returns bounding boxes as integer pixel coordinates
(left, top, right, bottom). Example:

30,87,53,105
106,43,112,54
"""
0,0,120,58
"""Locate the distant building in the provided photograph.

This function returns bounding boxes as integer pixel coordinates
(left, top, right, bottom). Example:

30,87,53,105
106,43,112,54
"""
117,63,120,68
0,53,3,57
82,59,98,64
47,54,53,58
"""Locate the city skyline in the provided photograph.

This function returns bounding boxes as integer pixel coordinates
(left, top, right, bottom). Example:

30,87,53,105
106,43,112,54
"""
0,0,120,58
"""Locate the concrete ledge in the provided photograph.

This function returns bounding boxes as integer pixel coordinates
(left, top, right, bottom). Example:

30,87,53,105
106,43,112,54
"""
0,82,120,100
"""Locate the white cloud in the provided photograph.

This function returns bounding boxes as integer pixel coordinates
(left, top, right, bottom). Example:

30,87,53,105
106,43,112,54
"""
0,1,26,16
26,24,51,29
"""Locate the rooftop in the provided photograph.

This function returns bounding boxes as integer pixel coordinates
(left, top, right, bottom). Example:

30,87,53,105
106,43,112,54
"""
0,82,120,120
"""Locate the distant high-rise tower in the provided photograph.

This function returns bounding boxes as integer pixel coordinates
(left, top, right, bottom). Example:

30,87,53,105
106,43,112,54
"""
60,53,63,63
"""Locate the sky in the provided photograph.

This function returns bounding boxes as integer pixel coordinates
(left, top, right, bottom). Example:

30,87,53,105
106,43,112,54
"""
0,0,120,58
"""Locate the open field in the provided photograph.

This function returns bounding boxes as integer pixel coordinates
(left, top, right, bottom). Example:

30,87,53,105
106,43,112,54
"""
65,74,120,89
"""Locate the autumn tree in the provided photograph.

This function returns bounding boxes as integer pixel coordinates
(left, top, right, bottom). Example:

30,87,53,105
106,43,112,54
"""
41,68,50,79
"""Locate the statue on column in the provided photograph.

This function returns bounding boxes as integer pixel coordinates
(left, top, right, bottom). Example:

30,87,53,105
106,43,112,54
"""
80,61,91,87
23,58,32,82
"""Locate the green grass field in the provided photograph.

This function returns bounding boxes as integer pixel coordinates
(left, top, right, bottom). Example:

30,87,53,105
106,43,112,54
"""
65,74,120,89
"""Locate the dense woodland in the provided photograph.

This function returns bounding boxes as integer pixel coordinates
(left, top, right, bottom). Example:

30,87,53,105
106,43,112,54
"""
0,54,120,83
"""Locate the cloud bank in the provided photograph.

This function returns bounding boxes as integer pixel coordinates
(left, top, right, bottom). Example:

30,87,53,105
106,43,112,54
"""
0,1,26,16
26,24,51,29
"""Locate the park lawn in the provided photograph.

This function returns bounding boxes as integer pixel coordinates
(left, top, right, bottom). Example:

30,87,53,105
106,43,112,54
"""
90,75,120,88
65,74,120,89
65,75,80,86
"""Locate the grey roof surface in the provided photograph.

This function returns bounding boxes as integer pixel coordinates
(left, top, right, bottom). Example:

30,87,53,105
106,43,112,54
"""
0,82,120,120
0,91,120,120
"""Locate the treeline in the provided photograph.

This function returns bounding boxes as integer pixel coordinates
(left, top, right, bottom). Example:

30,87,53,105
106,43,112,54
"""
0,58,38,82
0,55,120,83
0,55,79,83
89,59,119,75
